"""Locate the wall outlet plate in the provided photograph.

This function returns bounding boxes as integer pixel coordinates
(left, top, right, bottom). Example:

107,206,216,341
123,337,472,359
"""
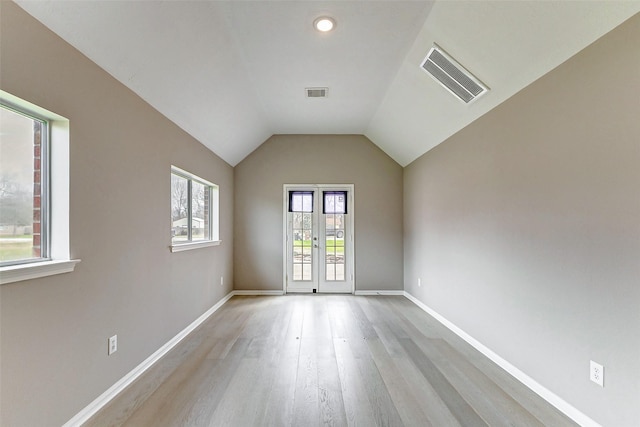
590,360,604,387
108,335,118,355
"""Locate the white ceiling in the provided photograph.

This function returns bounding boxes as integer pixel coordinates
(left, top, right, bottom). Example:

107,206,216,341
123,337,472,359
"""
15,1,640,166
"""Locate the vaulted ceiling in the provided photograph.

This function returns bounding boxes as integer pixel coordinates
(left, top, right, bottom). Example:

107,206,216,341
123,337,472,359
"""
15,1,640,166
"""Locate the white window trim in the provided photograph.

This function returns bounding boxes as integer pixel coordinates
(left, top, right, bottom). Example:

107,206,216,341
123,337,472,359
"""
170,240,222,253
0,91,80,285
170,166,220,252
0,259,80,285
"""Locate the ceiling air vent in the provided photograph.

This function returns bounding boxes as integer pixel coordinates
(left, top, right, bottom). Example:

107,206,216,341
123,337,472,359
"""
420,45,488,104
306,87,328,98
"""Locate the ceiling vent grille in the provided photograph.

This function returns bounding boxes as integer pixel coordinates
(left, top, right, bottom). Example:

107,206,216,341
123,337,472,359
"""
421,45,488,104
306,87,328,98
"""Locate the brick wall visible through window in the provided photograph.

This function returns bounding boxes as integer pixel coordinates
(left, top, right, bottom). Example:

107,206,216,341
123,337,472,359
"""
0,103,48,266
0,92,76,283
32,120,42,258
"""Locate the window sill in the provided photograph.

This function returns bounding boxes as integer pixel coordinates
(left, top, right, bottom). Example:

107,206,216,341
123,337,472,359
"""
170,240,221,253
0,259,81,285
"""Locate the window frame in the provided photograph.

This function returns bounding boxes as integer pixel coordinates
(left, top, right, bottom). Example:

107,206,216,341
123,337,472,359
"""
288,191,314,213
322,191,348,214
0,102,51,267
0,91,79,285
170,166,220,252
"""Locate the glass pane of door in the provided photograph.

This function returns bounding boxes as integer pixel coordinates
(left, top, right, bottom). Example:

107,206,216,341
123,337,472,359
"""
324,213,345,281
291,210,313,281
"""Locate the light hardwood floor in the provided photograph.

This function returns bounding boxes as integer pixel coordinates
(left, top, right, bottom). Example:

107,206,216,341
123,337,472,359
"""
86,295,577,427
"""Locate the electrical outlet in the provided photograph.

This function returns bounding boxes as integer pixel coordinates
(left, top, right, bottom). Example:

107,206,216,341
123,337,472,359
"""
418,277,421,287
108,335,118,355
590,360,604,387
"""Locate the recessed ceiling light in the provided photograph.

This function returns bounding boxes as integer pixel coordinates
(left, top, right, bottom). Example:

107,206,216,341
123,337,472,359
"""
314,17,335,32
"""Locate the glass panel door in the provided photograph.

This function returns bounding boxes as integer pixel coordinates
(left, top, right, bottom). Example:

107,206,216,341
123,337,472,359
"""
284,185,353,294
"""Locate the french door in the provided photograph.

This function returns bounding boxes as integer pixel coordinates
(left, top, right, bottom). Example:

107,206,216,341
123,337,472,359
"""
284,184,354,293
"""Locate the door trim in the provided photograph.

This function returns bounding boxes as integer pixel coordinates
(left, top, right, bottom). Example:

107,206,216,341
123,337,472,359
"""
282,184,355,294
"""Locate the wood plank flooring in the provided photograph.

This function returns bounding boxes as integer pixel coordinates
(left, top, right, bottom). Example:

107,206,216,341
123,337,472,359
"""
85,295,577,427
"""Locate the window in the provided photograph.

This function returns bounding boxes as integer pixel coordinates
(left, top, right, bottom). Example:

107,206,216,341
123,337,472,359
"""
289,191,313,213
170,166,219,251
323,191,347,214
0,104,48,266
0,91,77,285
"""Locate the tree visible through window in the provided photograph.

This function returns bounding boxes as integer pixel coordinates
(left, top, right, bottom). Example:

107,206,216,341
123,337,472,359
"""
171,167,218,245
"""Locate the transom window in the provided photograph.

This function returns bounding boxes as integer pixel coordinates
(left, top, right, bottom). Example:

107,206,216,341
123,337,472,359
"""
323,191,347,214
170,166,219,248
289,191,313,213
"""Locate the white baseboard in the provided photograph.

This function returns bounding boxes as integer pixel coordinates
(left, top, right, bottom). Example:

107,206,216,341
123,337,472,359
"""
234,290,403,296
354,290,405,296
63,291,235,427
403,292,600,427
232,290,285,296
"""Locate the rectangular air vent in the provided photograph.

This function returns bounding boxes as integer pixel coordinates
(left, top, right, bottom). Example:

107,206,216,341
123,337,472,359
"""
306,87,328,98
420,45,488,104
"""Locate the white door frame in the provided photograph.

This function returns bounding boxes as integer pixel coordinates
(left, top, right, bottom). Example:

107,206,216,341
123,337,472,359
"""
282,184,355,294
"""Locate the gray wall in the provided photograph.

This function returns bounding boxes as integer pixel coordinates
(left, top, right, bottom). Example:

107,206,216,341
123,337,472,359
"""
0,3,234,426
234,135,403,292
404,14,640,426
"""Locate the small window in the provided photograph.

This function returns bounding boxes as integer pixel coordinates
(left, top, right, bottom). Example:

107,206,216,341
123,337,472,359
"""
323,191,347,214
0,104,49,266
171,167,219,248
289,191,314,213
